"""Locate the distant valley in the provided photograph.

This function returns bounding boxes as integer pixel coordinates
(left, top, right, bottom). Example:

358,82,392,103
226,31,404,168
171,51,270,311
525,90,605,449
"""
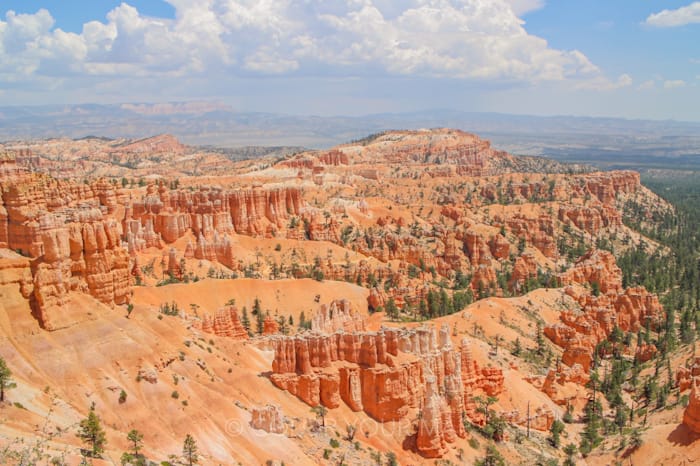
1,103,698,172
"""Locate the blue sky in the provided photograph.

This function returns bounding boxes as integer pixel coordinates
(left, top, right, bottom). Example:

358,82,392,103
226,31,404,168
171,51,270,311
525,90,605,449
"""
0,0,698,121
2,1,175,32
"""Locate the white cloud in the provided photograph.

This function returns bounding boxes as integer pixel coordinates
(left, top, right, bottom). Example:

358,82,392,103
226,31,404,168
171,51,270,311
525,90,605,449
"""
664,79,686,88
0,9,89,80
0,0,610,88
637,79,655,90
617,74,633,87
504,0,546,16
645,2,700,27
576,73,632,91
244,47,299,73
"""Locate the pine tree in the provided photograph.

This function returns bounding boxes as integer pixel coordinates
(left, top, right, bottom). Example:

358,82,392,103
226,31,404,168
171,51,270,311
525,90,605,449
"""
580,398,602,455
182,434,199,466
427,290,440,317
127,429,144,456
475,445,505,466
277,315,287,335
439,288,453,316
418,299,427,318
511,338,522,356
241,307,251,335
563,403,574,423
550,419,565,448
256,311,265,335
563,443,577,466
0,356,12,402
77,406,107,458
312,405,328,427
385,298,399,321
629,427,643,450
518,237,526,254
614,405,628,435
536,322,546,356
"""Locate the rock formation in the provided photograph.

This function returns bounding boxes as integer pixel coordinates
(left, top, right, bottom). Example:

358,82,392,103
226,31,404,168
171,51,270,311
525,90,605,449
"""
111,134,186,156
470,264,498,293
250,404,285,434
318,149,349,166
676,358,700,392
198,306,249,339
269,325,499,456
584,171,640,205
683,378,700,434
416,375,448,458
338,129,516,177
501,406,555,432
124,216,162,254
311,299,366,333
558,204,622,234
263,315,280,335
460,338,504,397
501,213,558,259
545,250,662,371
559,249,622,294
509,252,539,292
0,172,131,330
126,185,304,244
541,363,589,405
0,249,33,298
464,230,493,266
634,343,658,363
489,234,511,260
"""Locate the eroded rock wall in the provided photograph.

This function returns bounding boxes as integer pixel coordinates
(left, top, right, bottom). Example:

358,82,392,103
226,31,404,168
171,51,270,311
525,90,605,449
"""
270,324,501,457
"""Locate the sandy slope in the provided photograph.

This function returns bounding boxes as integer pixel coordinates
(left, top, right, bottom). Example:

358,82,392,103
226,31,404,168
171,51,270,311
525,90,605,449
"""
1,280,315,464
132,277,370,322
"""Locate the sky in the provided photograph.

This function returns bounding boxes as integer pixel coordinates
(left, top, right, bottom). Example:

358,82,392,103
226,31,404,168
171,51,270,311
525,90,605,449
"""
0,0,698,121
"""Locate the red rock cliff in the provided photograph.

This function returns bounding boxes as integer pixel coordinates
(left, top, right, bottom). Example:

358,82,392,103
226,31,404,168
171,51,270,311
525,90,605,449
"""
270,325,500,457
0,174,130,330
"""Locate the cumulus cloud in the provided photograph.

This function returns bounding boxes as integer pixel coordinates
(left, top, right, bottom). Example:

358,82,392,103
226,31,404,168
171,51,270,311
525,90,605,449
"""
645,2,700,27
0,0,608,87
664,79,686,88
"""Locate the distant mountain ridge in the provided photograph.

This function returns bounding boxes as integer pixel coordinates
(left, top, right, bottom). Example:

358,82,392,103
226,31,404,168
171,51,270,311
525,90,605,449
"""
0,102,698,170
